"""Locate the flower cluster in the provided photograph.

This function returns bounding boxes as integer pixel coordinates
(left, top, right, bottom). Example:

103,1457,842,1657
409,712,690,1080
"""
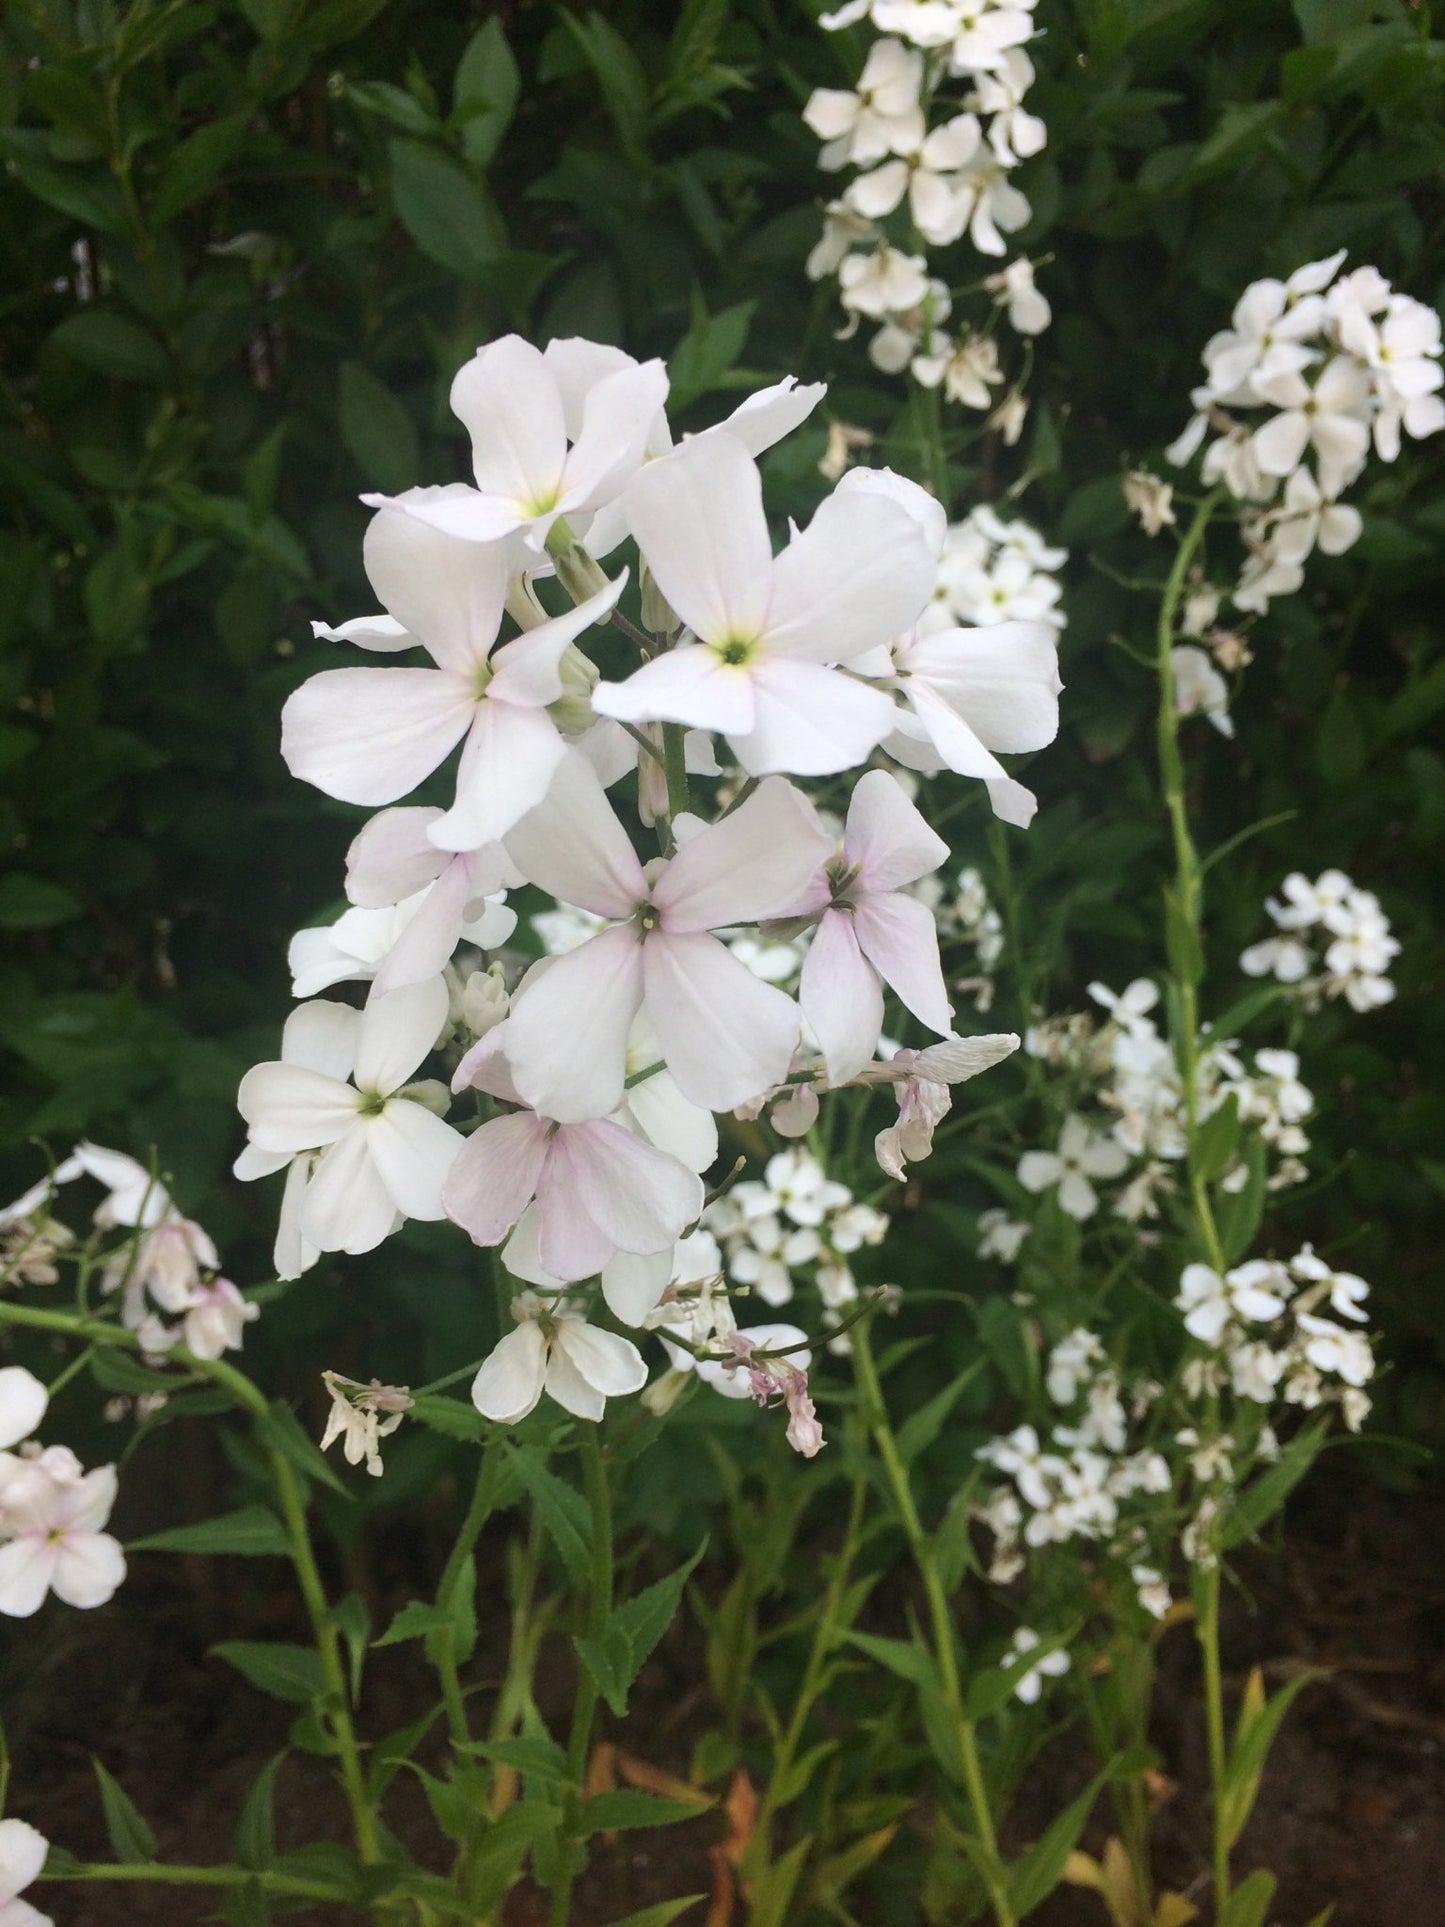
915,861,1004,1010
0,1365,125,1620
804,3,1049,418
1168,252,1444,614
702,1148,889,1331
924,506,1067,632
1241,868,1399,1013
232,334,1043,1439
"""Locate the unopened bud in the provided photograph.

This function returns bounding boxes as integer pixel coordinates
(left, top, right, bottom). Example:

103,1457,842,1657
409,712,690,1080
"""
460,966,509,1041
548,643,600,737
552,540,610,606
640,560,678,637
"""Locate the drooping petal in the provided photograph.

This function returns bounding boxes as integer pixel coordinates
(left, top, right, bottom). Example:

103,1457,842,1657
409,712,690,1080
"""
362,482,523,547
300,1131,398,1254
371,861,473,994
506,929,645,1124
763,489,936,662
311,613,415,652
910,1033,1019,1083
540,1341,607,1422
0,1539,57,1619
281,667,474,806
715,377,827,457
429,702,568,854
451,335,568,512
622,1070,718,1175
652,776,831,931
643,931,801,1110
0,1369,48,1452
471,1322,549,1425
624,435,774,648
844,769,949,891
237,1064,359,1155
591,645,758,736
363,1103,463,1220
273,1154,319,1282
798,909,885,1085
345,807,449,907
732,659,896,777
600,1248,673,1325
51,1530,126,1610
900,680,1007,779
553,1316,649,1397
906,623,1061,752
352,977,449,1096
362,505,510,673
852,892,954,1035
485,572,625,708
443,1112,549,1246
504,751,648,919
549,1118,703,1257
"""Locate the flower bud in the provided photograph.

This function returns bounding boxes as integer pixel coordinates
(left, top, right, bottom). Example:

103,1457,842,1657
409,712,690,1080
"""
639,559,678,637
551,539,611,606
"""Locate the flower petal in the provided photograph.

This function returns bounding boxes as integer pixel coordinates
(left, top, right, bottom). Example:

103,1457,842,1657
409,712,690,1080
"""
364,1103,463,1221
652,776,831,930
281,667,474,806
600,1247,674,1325
362,504,509,673
485,572,625,708
591,644,757,736
451,335,567,511
353,977,449,1095
506,928,646,1124
549,1118,703,1255
0,1540,57,1619
907,623,1061,752
504,750,648,919
0,1369,48,1453
622,1070,718,1175
0,1818,49,1896
643,931,800,1110
764,488,935,662
732,659,896,777
852,892,954,1035
624,435,774,647
345,807,449,906
51,1530,126,1610
300,1131,398,1254
443,1112,549,1246
554,1317,649,1397
844,769,949,891
799,909,884,1084
237,1064,359,1154
371,862,472,994
429,702,568,853
560,359,671,512
472,1322,549,1425
280,1001,362,1081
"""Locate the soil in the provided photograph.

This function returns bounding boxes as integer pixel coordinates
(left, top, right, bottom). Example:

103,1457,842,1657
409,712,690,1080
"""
11,1458,1445,1926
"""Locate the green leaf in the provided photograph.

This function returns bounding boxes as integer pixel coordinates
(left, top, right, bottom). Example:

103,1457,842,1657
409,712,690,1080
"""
374,1599,455,1647
1191,1093,1240,1185
388,139,502,279
0,875,83,931
409,1394,488,1440
453,17,521,167
466,1802,563,1911
846,1629,935,1687
578,1789,710,1833
1218,1422,1327,1550
1007,1770,1106,1913
1163,885,1204,990
258,1400,351,1499
506,1445,592,1584
234,1753,285,1870
466,1734,572,1792
668,293,755,408
51,312,169,384
1190,101,1281,178
556,11,651,160
152,113,249,222
1213,1138,1267,1265
896,1363,983,1464
606,1901,706,1927
1219,1867,1277,1927
338,362,420,495
332,1593,370,1705
130,1506,290,1558
213,1641,328,1704
1316,687,1369,784
1223,1670,1318,1847
575,1540,706,1717
93,1758,157,1863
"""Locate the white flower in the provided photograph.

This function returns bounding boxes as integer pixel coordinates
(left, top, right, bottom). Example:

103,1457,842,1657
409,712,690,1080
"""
1004,1626,1070,1704
471,1293,648,1425
977,1208,1029,1262
1132,1566,1171,1620
0,1817,52,1927
912,329,1004,408
985,257,1051,334
0,1451,125,1617
1171,645,1233,738
838,244,932,319
803,39,925,171
0,1371,47,1453
1017,1115,1129,1220
1251,356,1373,497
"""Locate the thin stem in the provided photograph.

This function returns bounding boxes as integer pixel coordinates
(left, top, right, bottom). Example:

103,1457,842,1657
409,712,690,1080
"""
44,1863,345,1900
850,1323,1014,1927
436,1445,502,1749
661,721,690,824
548,1428,614,1927
1197,1563,1231,1914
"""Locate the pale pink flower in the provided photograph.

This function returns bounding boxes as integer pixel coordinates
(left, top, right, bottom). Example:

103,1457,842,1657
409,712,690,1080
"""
501,753,831,1119
0,1453,125,1617
593,436,935,776
282,503,622,850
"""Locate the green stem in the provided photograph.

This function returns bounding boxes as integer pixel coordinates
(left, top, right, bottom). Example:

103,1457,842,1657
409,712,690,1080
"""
851,1324,1014,1927
436,1445,502,1749
548,1428,614,1927
661,720,690,827
1197,1563,1231,1916
44,1863,345,1900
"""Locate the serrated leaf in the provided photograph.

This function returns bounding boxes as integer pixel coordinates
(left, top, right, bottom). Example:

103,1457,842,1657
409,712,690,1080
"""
93,1758,157,1863
213,1641,327,1704
579,1789,710,1833
374,1599,455,1647
258,1400,351,1500
409,1394,488,1441
466,1734,572,1791
1007,1770,1106,1914
506,1445,591,1584
130,1506,289,1558
574,1539,706,1718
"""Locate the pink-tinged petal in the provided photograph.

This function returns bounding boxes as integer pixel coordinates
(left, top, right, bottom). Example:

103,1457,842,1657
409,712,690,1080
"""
0,1817,49,1895
443,1112,549,1245
901,681,1006,779
532,1173,620,1282
56,1464,118,1535
844,768,949,891
363,483,523,546
799,909,884,1085
451,1023,524,1103
852,892,954,1035
486,572,625,708
652,775,831,930
733,659,895,776
622,1071,718,1175
280,1002,361,1082
429,703,568,853
763,490,936,662
504,751,647,917
362,504,510,673
0,1369,47,1452
985,776,1037,827
560,360,671,511
500,1204,565,1289
549,1119,703,1254
0,1540,57,1618
312,613,414,652
237,1064,359,1154
300,1131,398,1253
643,932,800,1110
371,862,471,994
345,807,448,906
624,436,773,647
353,977,448,1095
907,623,1061,752
600,1248,673,1325
51,1530,125,1609
281,667,474,806
472,1322,549,1425
541,1342,606,1421
506,928,645,1123
363,1103,463,1220
553,1317,649,1396
451,335,567,509
592,645,757,736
